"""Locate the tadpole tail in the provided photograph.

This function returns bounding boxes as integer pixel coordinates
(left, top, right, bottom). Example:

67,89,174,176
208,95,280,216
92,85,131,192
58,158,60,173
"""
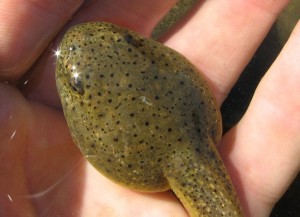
163,145,244,217
151,0,199,40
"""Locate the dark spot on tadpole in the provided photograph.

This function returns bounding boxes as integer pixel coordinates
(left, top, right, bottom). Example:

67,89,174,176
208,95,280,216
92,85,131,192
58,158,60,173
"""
124,34,134,44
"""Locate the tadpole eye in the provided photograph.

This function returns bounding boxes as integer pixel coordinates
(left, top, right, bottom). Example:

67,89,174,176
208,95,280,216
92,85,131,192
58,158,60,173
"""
69,73,84,95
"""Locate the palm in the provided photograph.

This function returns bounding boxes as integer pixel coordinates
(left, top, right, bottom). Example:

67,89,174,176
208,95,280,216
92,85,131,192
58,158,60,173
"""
1,1,299,217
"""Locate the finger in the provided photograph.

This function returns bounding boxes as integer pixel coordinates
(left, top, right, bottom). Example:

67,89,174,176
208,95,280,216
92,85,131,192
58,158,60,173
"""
163,0,289,103
0,83,83,216
26,101,85,217
0,0,84,82
0,84,35,216
220,20,300,217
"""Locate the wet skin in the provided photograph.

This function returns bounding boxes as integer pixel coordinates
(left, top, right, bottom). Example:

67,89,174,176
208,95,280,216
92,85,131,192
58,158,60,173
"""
55,21,243,217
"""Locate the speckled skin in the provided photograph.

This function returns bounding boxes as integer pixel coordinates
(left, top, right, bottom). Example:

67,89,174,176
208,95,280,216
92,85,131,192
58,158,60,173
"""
56,22,243,217
151,0,199,39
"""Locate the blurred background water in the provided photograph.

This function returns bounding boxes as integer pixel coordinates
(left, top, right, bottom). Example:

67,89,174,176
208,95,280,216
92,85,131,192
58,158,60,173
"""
220,1,300,216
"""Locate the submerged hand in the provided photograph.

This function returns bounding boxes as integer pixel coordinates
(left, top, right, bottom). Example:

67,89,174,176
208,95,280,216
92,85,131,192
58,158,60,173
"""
0,1,299,217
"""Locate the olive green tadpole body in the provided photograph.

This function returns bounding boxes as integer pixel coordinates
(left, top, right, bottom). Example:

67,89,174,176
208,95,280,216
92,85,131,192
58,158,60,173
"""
56,22,243,217
151,0,199,39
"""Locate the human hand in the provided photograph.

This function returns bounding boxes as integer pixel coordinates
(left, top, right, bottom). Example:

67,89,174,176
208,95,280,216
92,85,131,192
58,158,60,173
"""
1,0,299,217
